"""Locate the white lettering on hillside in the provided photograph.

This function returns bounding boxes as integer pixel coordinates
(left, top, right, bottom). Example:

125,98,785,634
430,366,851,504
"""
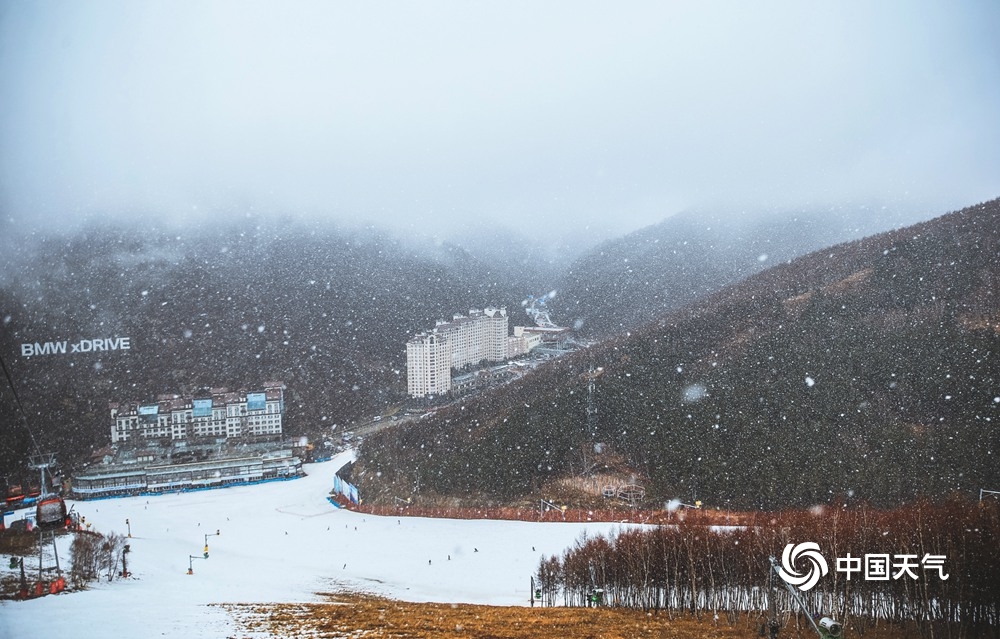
21,337,132,357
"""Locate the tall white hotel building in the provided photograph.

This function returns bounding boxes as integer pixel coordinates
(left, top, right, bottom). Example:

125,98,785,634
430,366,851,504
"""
406,307,508,398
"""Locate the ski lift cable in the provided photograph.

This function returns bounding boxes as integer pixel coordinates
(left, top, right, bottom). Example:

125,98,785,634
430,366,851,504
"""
0,350,44,458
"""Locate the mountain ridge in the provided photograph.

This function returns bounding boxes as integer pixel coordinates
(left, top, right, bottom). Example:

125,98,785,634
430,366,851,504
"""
551,203,930,337
357,198,1000,509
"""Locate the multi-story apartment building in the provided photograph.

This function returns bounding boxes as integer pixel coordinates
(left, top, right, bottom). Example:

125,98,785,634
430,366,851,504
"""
435,307,509,368
406,331,452,398
406,308,509,398
110,381,285,444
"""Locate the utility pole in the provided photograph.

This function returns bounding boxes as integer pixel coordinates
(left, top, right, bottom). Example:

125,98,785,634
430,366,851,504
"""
586,365,598,439
578,365,605,476
18,557,28,599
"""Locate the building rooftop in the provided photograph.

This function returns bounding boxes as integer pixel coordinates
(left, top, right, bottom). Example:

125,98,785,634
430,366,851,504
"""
112,383,285,414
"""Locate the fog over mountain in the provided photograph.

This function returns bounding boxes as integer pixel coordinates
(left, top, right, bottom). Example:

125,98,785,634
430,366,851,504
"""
1,1,999,241
552,202,930,337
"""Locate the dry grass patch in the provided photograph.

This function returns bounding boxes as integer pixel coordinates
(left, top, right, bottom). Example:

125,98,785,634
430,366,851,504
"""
221,593,912,639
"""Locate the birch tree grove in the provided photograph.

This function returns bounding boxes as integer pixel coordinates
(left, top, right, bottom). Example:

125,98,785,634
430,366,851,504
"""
537,499,999,638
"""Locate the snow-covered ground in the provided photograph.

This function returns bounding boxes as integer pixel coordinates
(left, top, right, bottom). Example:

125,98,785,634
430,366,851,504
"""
1,451,629,638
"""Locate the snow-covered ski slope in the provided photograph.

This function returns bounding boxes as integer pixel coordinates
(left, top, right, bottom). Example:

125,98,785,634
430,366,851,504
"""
1,451,630,638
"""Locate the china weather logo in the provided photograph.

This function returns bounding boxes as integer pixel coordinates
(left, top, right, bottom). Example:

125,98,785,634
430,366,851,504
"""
778,542,829,591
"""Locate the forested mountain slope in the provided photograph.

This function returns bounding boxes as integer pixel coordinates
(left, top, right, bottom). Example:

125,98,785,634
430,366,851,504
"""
551,204,926,337
0,219,532,473
359,198,1000,509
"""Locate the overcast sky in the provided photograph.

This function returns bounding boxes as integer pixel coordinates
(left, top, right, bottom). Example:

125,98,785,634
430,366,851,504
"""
1,1,998,240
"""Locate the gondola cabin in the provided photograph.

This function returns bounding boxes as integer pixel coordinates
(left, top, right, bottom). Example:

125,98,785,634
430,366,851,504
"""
35,496,69,530
5,484,25,509
21,485,42,507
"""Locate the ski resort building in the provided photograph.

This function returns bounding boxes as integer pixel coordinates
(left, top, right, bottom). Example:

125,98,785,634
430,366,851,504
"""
74,381,300,499
69,446,302,499
406,308,509,398
109,382,285,444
